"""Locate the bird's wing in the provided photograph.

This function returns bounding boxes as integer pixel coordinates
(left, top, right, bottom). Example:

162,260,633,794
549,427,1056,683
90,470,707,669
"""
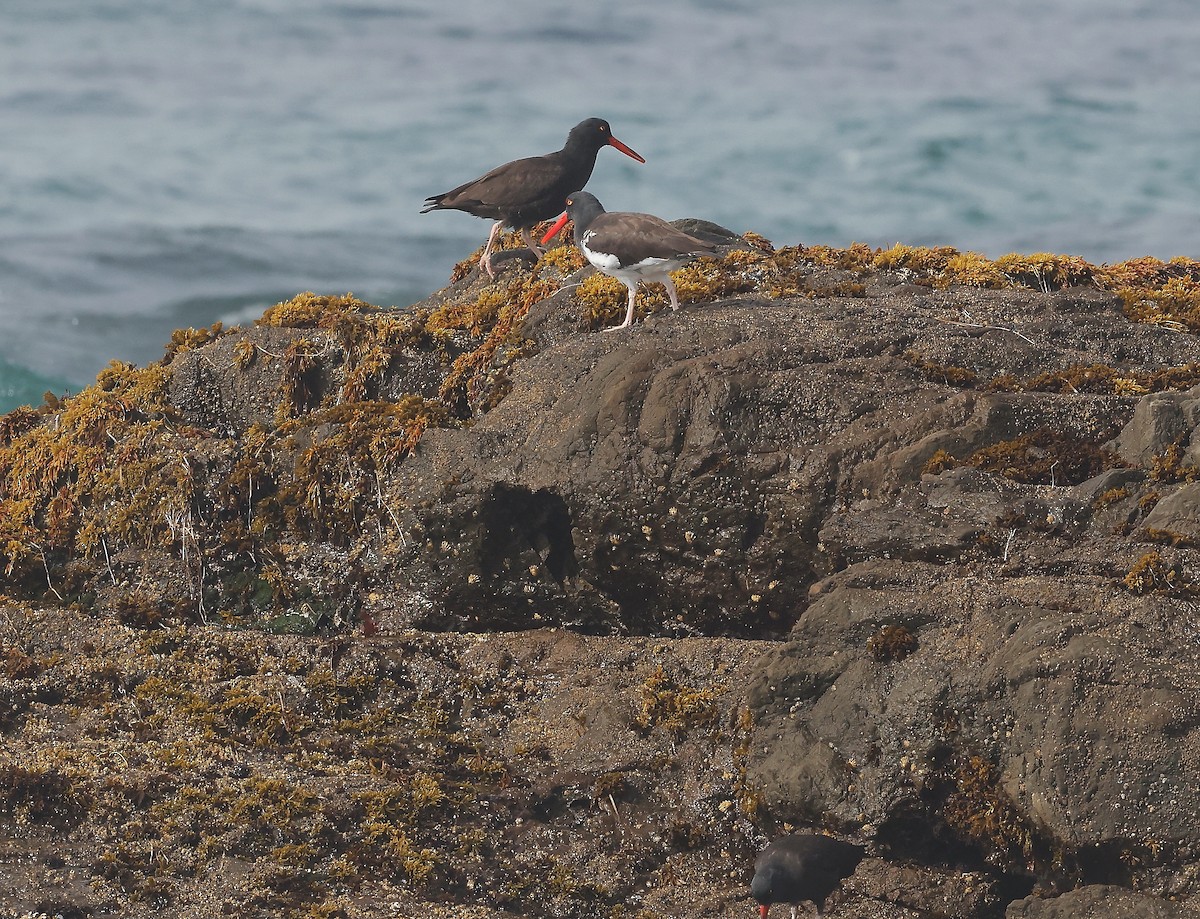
803,840,865,880
432,155,565,210
587,212,718,263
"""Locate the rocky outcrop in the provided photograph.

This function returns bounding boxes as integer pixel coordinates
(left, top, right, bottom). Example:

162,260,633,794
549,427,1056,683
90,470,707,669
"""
748,561,1200,888
1006,885,1200,918
3,236,1200,916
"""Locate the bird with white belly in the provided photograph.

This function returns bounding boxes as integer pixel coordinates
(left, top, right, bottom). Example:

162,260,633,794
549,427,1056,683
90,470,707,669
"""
542,191,718,331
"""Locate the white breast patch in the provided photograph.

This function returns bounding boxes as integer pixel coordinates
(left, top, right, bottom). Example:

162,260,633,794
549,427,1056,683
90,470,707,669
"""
581,233,622,272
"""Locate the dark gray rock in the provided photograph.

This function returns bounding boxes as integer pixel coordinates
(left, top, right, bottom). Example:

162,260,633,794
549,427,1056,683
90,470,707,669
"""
1143,483,1200,540
1105,386,1200,468
746,559,1200,898
1006,885,1200,918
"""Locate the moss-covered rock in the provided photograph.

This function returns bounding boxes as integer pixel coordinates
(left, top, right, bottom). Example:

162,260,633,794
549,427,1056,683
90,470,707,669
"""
4,230,1200,916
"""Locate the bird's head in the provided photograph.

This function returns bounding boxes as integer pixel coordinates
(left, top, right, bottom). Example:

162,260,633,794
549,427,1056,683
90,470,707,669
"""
570,118,645,163
750,864,780,915
540,191,605,245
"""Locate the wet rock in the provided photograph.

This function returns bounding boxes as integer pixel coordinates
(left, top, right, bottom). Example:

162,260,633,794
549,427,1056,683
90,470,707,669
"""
1005,885,1199,918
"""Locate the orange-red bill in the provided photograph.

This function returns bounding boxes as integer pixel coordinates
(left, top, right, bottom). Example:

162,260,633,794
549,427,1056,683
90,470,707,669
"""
608,135,645,163
541,212,570,245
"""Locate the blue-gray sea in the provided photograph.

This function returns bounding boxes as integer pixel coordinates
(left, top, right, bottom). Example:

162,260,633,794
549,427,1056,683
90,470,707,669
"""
3,0,1199,413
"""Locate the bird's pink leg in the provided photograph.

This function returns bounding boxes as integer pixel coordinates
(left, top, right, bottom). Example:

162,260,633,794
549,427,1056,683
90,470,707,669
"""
663,274,682,310
480,220,504,278
520,227,546,259
605,284,638,332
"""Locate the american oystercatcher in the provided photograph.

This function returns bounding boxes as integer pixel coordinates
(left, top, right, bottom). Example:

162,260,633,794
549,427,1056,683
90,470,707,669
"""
540,191,718,331
750,834,865,918
421,118,644,279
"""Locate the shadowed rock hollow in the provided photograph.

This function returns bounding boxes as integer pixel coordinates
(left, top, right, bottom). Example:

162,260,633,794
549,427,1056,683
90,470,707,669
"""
2,231,1200,917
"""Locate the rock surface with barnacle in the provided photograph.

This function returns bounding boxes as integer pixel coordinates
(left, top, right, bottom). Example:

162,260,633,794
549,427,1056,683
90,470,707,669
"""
2,230,1200,917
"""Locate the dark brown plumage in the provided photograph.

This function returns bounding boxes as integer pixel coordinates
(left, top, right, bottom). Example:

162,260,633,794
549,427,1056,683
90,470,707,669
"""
751,834,865,918
579,211,716,266
421,118,643,278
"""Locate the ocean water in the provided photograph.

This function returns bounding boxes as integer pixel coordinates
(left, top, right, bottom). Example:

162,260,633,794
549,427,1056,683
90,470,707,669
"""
3,0,1199,413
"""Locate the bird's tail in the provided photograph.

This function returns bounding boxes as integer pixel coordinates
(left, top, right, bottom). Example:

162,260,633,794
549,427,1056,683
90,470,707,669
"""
419,195,445,214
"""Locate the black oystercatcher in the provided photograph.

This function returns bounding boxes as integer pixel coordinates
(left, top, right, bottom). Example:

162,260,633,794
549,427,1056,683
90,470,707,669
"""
750,833,865,918
540,191,717,331
421,118,644,279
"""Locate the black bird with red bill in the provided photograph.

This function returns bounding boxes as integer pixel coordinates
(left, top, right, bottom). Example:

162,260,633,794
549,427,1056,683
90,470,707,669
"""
751,833,865,918
421,118,644,278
